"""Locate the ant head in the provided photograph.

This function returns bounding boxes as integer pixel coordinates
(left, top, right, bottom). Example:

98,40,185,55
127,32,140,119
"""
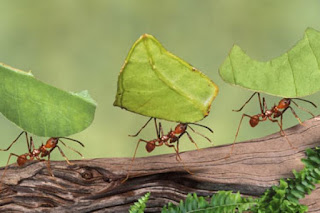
45,138,59,148
278,98,291,109
175,123,187,134
145,141,155,152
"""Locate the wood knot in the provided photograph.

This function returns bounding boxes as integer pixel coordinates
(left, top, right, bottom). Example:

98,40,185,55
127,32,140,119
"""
81,170,93,180
78,167,112,182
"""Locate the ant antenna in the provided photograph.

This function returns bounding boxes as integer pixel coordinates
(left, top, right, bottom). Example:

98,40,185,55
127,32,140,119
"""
291,98,317,108
290,100,316,117
187,126,212,143
59,139,84,158
186,123,214,133
58,137,85,147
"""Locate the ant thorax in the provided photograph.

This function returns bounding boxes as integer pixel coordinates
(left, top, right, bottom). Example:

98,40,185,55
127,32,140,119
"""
265,109,273,117
161,135,170,141
272,106,282,118
32,149,41,157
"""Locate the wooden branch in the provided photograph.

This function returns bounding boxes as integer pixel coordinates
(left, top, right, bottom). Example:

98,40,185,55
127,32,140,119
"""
1,116,320,212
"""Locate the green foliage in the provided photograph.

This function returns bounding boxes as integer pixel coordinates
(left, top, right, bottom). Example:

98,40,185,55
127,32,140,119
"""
145,147,320,213
161,191,256,213
114,34,218,123
129,192,150,213
219,27,320,98
0,63,96,137
254,179,308,213
253,147,320,213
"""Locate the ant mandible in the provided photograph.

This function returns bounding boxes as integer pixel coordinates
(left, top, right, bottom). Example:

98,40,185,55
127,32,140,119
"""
123,118,213,181
229,92,317,157
0,131,84,183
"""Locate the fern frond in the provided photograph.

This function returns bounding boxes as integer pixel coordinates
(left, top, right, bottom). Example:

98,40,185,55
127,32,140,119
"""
254,147,320,213
162,191,256,213
159,147,320,213
129,192,150,213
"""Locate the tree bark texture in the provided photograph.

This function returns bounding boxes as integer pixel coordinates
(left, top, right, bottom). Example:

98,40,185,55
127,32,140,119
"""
1,116,320,212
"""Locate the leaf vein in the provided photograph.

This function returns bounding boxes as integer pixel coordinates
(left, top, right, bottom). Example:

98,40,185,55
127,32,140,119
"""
286,52,298,97
143,38,205,113
305,32,320,72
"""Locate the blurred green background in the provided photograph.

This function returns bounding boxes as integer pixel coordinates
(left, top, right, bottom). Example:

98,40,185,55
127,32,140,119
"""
1,0,320,167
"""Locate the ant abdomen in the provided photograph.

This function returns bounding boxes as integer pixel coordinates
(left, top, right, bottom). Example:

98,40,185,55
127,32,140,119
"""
249,115,259,127
145,141,155,152
17,155,28,166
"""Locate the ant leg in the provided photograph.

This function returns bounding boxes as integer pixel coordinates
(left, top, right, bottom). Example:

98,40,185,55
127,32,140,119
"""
29,136,36,153
187,126,212,144
159,122,164,137
276,120,295,148
154,118,160,138
279,114,285,136
0,153,20,185
56,146,73,165
165,141,182,161
132,139,149,162
262,97,268,113
0,131,27,152
286,106,304,125
291,100,316,118
268,118,295,148
46,153,54,177
122,139,150,183
227,114,253,158
24,132,31,153
181,131,200,150
59,140,84,158
165,141,193,174
233,92,260,112
164,138,182,161
129,117,154,137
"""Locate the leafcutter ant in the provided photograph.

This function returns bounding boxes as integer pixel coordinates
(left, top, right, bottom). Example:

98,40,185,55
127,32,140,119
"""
0,131,84,183
230,92,317,157
123,117,213,182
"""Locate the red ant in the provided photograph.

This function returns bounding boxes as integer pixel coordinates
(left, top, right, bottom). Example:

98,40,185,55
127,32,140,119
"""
230,92,317,156
0,131,84,183
123,118,213,181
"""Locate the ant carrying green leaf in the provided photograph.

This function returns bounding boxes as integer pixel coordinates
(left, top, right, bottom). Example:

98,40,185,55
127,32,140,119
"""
229,92,317,157
0,131,84,184
123,118,213,182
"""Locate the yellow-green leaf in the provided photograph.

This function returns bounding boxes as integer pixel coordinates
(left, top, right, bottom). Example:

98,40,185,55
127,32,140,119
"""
114,34,218,122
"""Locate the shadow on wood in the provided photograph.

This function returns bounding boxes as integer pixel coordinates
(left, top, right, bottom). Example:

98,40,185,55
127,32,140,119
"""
1,116,320,212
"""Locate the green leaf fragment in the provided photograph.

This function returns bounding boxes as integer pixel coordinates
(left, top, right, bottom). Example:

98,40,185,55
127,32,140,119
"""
219,27,320,98
0,63,96,137
114,34,218,123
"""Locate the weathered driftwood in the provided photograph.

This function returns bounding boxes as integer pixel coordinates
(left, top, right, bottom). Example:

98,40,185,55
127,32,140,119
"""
1,116,320,213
